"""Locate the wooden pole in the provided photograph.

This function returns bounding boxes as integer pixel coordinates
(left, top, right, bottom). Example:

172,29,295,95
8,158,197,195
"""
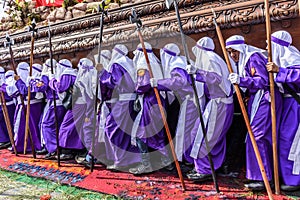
211,9,274,200
5,34,35,158
130,9,185,190
24,20,37,156
264,0,280,194
0,91,17,155
170,0,219,193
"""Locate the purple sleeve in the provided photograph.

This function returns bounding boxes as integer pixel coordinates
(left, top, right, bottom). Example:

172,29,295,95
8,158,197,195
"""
136,70,151,94
0,85,13,101
275,66,300,84
100,71,111,101
239,53,269,90
16,79,28,95
49,74,76,93
102,64,124,90
35,75,49,92
157,68,188,91
30,80,40,93
0,84,5,93
195,69,222,85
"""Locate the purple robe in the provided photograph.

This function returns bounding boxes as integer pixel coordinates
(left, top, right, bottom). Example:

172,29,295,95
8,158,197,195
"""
191,69,234,174
49,75,84,150
238,53,282,181
136,70,168,156
275,65,300,186
35,75,66,153
91,70,113,161
0,84,15,143
157,68,197,162
101,64,141,167
14,79,43,152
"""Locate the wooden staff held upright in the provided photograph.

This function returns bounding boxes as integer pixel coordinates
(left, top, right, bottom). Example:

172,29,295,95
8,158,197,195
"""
5,34,36,158
211,9,274,200
130,8,186,191
264,0,279,194
166,0,220,193
24,18,38,155
0,75,17,155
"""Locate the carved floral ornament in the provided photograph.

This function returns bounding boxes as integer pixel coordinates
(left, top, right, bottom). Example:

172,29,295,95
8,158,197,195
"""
0,0,298,64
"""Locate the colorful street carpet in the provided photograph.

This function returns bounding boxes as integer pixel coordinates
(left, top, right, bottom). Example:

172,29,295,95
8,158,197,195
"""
0,149,299,200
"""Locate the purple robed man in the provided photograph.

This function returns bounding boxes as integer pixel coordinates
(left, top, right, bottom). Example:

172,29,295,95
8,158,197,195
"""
185,37,234,181
151,43,199,166
11,62,44,153
0,68,16,148
49,59,84,160
35,59,67,159
226,35,282,191
266,30,300,191
87,50,112,165
129,42,170,175
100,44,141,170
74,58,98,159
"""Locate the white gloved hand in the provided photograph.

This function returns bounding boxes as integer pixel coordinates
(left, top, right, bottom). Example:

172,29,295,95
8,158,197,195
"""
228,73,240,84
150,78,157,87
186,64,197,74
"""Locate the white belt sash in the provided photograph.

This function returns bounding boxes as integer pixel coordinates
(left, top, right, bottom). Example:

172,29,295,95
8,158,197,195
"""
119,93,137,101
175,95,190,161
131,95,144,146
288,123,300,175
98,102,109,143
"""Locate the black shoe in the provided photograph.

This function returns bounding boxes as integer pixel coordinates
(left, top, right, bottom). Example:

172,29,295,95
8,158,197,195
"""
164,163,175,171
187,172,212,182
75,155,86,164
281,184,300,192
0,142,11,149
129,163,153,175
217,166,239,178
36,148,48,155
186,168,197,176
244,181,265,191
56,153,74,161
106,164,125,171
44,152,56,160
245,181,275,191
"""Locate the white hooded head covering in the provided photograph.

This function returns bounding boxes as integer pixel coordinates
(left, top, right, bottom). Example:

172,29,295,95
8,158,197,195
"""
94,50,112,72
75,58,97,99
31,63,44,99
160,43,187,78
5,70,18,96
271,30,300,68
56,59,77,80
17,62,29,84
42,59,57,75
0,67,5,86
32,63,43,80
133,42,163,80
193,37,231,96
225,35,266,77
108,44,136,82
